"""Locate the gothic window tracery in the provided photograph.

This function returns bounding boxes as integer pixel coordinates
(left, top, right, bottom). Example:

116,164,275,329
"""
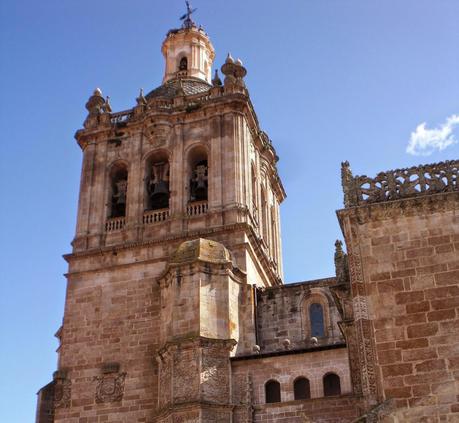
109,164,128,218
323,373,341,397
265,379,281,403
309,303,325,337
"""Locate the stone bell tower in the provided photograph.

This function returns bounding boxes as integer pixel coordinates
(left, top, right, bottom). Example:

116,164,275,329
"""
37,5,285,423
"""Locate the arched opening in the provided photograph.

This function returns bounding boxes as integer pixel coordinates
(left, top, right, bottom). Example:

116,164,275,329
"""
179,56,188,71
109,163,128,218
323,373,341,397
265,380,281,403
293,377,311,400
309,303,325,337
261,187,268,241
251,163,258,219
145,151,170,211
188,146,208,202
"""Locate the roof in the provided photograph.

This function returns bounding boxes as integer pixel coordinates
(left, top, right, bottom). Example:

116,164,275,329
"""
170,238,233,265
146,77,211,100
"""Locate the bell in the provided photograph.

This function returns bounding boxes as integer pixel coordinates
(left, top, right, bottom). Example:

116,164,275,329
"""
151,180,169,197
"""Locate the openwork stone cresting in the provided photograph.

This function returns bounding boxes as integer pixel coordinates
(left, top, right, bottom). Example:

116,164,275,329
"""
341,160,458,207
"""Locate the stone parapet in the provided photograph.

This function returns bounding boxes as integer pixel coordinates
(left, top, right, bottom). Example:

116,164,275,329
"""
341,160,458,208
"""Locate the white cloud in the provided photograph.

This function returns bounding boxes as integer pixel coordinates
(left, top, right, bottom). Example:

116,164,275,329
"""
406,114,459,156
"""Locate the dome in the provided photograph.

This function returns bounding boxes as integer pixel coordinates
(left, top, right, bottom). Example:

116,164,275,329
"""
146,77,211,100
170,238,233,265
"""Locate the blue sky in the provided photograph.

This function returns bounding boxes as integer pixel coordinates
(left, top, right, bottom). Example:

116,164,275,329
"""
1,0,458,421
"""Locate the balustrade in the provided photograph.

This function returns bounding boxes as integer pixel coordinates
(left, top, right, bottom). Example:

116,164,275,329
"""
143,208,170,224
105,216,125,232
187,201,208,217
110,110,133,124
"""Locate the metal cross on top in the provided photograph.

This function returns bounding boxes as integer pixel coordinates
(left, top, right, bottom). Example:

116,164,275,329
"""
180,1,197,28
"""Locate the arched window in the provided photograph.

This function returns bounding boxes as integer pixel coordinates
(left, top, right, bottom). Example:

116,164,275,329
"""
293,377,310,400
323,373,341,397
309,303,325,337
188,147,208,202
179,56,188,71
261,187,268,241
251,164,258,218
109,163,128,218
265,380,281,403
146,152,170,211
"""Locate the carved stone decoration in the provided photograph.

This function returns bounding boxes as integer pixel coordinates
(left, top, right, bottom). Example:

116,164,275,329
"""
94,372,126,404
342,160,458,208
347,247,379,400
334,240,350,286
148,122,172,146
53,371,71,409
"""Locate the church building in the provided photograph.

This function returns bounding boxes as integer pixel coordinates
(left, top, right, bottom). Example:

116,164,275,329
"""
37,7,459,423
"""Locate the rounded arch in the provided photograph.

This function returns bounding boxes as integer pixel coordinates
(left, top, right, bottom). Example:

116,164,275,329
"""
187,144,209,202
178,55,188,71
144,149,171,211
251,162,258,210
260,185,269,241
323,372,341,397
107,160,129,218
293,376,311,400
264,379,281,403
300,289,332,341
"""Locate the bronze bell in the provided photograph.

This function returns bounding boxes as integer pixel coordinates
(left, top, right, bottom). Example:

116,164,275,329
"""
151,180,169,198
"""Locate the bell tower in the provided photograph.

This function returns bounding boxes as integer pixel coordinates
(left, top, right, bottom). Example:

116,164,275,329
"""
37,5,285,423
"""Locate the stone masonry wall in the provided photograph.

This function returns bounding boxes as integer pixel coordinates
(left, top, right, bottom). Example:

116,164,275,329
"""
231,347,352,404
231,348,357,422
54,255,164,422
339,193,459,421
256,279,344,353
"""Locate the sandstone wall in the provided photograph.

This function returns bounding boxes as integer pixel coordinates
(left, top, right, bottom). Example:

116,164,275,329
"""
256,279,344,353
231,347,352,404
55,258,164,422
231,348,357,422
339,193,459,421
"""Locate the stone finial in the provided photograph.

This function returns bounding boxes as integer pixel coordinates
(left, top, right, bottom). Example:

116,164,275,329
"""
282,338,291,349
104,96,112,113
252,345,261,354
212,69,222,87
334,239,344,258
136,88,147,106
334,239,350,286
85,88,106,115
221,54,247,88
310,336,318,346
341,160,356,207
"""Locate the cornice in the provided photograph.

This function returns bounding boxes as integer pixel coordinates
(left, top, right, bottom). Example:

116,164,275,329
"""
336,191,459,228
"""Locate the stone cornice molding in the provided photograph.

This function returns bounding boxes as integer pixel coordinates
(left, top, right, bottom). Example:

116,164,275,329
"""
337,191,459,228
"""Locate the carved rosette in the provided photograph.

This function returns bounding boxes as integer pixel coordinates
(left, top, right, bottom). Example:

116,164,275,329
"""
94,372,126,404
53,372,71,409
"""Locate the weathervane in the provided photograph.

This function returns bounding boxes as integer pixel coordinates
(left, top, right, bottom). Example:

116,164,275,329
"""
180,1,197,29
